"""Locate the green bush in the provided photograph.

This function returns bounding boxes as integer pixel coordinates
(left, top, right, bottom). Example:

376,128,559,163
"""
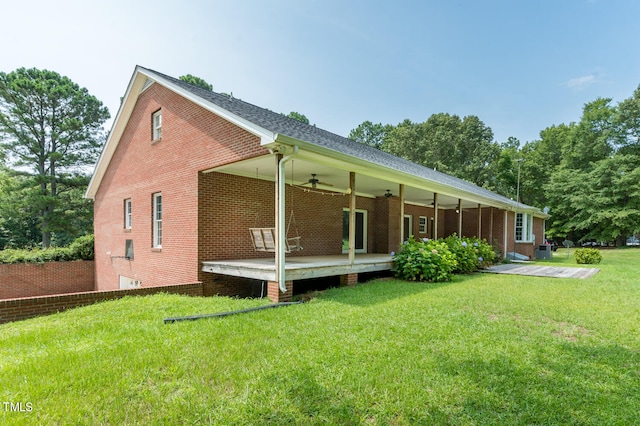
575,248,602,264
0,235,94,264
392,236,458,282
68,234,95,260
443,234,496,273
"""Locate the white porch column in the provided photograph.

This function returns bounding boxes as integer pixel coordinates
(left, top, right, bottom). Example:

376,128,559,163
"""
433,193,439,239
274,146,298,293
457,199,463,238
348,172,356,265
274,153,282,266
503,210,508,259
399,184,405,246
477,204,482,238
489,207,494,243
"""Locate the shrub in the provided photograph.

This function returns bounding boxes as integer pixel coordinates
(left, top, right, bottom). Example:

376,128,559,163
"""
68,234,95,260
0,235,94,264
392,236,457,282
443,234,496,273
574,248,602,264
475,238,497,268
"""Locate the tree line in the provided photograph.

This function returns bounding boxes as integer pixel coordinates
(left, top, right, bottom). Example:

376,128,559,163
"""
1,67,638,249
348,87,640,245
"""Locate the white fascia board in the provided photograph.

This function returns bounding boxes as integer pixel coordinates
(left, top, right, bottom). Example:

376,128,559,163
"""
85,67,148,199
85,66,277,199
270,135,519,210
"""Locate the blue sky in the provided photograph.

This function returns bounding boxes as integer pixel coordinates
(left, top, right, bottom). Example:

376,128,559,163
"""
2,0,639,145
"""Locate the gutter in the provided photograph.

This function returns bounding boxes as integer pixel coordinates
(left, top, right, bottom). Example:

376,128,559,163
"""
274,144,298,293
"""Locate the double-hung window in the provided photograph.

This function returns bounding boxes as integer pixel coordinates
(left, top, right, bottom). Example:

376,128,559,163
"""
152,193,162,248
419,216,427,233
152,109,162,140
124,199,132,229
515,213,533,242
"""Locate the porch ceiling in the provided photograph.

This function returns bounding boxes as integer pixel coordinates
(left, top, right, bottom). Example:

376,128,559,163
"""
206,152,489,210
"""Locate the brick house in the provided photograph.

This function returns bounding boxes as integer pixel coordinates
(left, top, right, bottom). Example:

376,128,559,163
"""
85,66,548,302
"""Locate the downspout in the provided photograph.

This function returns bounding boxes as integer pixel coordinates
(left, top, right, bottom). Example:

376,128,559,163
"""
276,145,298,293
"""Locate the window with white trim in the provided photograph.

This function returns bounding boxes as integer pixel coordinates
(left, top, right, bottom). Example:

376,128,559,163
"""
515,213,533,242
152,193,162,248
342,208,368,253
152,109,162,140
124,199,132,229
419,216,427,233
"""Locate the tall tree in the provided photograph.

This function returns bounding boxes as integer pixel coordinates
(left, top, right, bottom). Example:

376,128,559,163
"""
518,124,571,208
616,84,640,156
0,171,40,248
0,68,109,247
455,115,500,187
383,113,500,188
542,93,640,244
348,120,390,149
546,154,640,244
383,119,428,164
179,74,213,91
287,111,310,124
486,137,520,199
562,98,615,170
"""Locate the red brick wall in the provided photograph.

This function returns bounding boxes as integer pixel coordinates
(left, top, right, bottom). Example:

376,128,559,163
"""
0,261,94,300
197,172,382,294
533,216,545,244
373,196,391,253
93,83,268,291
403,204,440,240
490,208,508,257
0,282,202,324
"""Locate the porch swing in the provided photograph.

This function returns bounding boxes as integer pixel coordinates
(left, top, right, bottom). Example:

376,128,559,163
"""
249,161,303,253
249,210,303,253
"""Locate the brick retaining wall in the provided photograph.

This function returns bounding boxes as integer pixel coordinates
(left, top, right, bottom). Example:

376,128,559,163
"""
0,261,95,300
0,282,204,324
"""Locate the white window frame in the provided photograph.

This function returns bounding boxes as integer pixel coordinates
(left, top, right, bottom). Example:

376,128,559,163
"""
342,208,368,254
152,109,162,140
419,216,427,233
124,199,132,229
404,214,413,241
515,212,533,242
152,193,162,248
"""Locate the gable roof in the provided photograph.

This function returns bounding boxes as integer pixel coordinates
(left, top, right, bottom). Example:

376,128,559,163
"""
86,66,546,217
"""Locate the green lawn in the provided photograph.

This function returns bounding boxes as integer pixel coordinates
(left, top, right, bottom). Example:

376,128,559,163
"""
1,249,639,425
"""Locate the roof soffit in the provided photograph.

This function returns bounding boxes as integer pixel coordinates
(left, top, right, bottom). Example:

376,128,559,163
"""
267,136,527,211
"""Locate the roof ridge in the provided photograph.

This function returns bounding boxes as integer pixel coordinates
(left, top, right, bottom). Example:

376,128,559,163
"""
138,66,539,213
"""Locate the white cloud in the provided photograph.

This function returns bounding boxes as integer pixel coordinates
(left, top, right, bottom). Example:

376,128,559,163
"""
565,74,598,91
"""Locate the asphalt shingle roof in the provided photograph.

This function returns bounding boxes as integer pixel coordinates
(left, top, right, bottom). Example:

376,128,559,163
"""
144,67,534,211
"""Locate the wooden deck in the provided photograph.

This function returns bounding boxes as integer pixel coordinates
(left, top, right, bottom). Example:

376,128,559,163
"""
202,254,393,282
482,263,600,279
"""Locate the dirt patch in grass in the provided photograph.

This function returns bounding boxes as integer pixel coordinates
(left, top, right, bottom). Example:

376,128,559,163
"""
551,321,591,341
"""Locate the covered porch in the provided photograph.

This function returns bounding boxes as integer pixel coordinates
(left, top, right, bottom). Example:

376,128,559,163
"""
198,141,544,302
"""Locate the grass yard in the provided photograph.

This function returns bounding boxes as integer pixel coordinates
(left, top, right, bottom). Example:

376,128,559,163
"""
1,249,639,424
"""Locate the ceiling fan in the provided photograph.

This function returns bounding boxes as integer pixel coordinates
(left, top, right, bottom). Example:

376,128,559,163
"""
301,173,333,189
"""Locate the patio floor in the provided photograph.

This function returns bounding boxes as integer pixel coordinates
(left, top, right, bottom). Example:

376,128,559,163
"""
481,263,600,279
202,254,394,282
